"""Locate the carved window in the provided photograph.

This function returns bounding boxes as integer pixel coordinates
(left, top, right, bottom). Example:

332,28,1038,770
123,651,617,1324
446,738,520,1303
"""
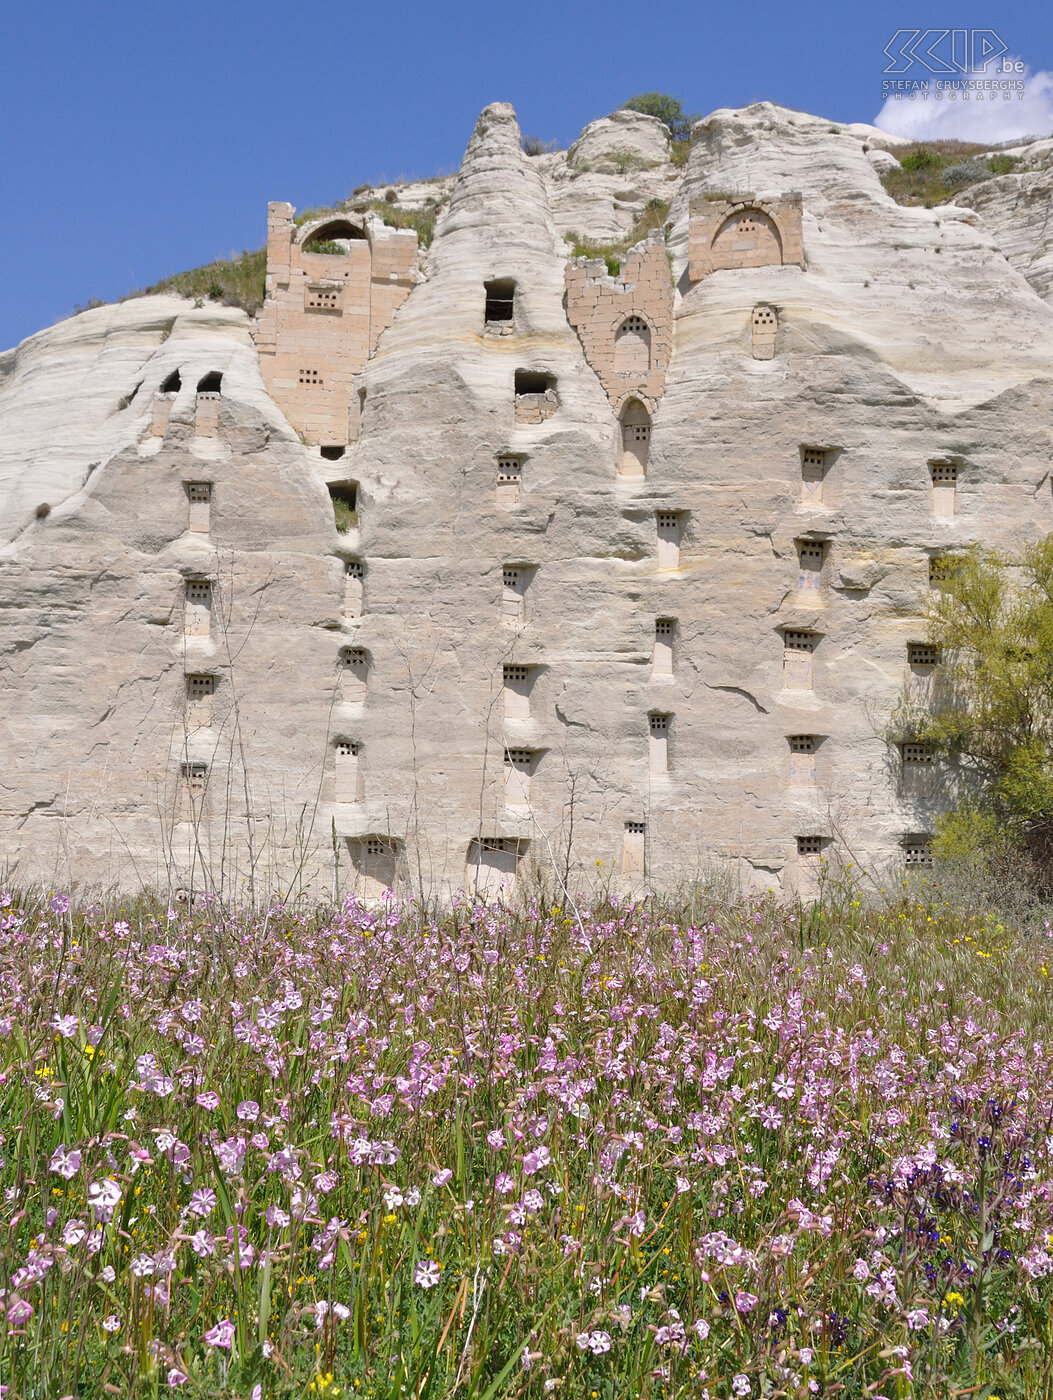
648,713,670,774
901,742,935,766
503,664,533,719
496,456,523,504
801,447,827,502
782,630,817,689
796,835,824,857
930,459,958,519
484,278,516,333
182,762,207,798
788,735,816,784
620,399,651,477
344,560,364,618
504,747,535,807
184,579,212,637
904,837,933,867
908,643,939,668
613,316,651,374
653,618,674,677
299,368,323,386
622,821,646,876
656,511,683,570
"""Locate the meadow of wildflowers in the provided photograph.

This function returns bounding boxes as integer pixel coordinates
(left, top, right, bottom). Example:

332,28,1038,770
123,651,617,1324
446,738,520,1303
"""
1,886,1052,1398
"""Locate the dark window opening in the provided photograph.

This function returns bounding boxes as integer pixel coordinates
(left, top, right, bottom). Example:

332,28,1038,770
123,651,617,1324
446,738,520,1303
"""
321,445,346,461
515,370,555,396
119,382,142,409
196,371,222,394
160,370,181,395
304,220,368,254
328,481,359,533
485,278,516,323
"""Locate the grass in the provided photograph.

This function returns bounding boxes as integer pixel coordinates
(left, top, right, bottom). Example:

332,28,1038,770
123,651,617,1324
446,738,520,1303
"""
1,880,1053,1397
565,198,672,276
880,142,1022,207
123,248,268,317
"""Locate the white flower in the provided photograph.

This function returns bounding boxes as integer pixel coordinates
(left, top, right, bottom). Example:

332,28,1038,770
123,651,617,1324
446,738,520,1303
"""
414,1259,440,1289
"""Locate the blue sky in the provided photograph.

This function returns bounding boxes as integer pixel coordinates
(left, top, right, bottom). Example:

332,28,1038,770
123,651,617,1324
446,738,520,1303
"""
2,0,1051,350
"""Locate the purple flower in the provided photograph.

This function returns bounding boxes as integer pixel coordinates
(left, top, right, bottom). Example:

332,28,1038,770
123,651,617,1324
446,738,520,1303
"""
187,1189,216,1218
522,1145,550,1175
236,1100,259,1122
196,1091,220,1110
735,1290,759,1313
6,1298,32,1328
204,1318,236,1348
49,894,71,915
167,1370,188,1388
50,1145,82,1179
414,1259,440,1289
432,1168,453,1187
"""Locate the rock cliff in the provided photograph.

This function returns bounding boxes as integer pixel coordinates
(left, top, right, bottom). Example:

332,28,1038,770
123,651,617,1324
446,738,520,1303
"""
2,101,1052,900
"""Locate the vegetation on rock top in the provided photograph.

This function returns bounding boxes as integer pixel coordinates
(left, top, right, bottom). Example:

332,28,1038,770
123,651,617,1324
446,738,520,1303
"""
880,141,1021,206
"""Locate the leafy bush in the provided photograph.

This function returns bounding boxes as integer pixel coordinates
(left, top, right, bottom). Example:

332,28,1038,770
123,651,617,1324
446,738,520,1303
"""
893,534,1053,895
943,159,999,189
2,889,1053,1397
521,136,558,157
620,92,699,143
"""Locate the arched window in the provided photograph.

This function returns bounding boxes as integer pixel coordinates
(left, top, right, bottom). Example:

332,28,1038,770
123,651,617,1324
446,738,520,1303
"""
613,315,651,374
303,220,368,255
619,399,651,477
196,372,222,395
160,370,181,395
711,208,783,271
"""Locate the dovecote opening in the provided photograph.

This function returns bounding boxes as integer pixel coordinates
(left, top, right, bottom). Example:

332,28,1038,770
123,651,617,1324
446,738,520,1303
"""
186,673,215,726
622,821,646,877
496,456,523,505
347,834,400,898
340,646,369,702
788,734,817,785
514,371,558,424
194,373,222,437
334,739,362,803
904,835,934,867
153,370,181,436
930,459,958,519
801,447,827,503
796,539,825,595
306,285,342,313
484,278,516,334
502,663,535,720
929,554,959,589
656,511,683,571
328,482,358,532
320,445,346,461
468,836,525,898
184,578,212,637
648,712,671,774
344,559,364,618
299,368,323,386
797,834,825,857
619,399,651,478
185,481,212,534
182,762,208,799
504,747,536,808
613,316,651,375
502,565,533,624
908,642,940,669
901,741,935,766
782,629,817,689
653,618,675,677
751,304,778,360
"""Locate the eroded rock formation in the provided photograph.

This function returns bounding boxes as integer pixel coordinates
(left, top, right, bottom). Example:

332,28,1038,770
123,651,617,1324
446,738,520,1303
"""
2,100,1053,901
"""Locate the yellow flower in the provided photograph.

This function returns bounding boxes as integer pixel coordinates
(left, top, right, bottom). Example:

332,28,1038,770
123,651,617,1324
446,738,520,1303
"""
83,1044,95,1058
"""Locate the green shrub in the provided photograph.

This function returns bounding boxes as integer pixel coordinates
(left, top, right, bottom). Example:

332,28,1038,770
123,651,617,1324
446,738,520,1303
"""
620,92,700,143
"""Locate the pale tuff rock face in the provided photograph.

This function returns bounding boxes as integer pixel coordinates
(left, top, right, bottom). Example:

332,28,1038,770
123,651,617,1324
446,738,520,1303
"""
954,148,1053,306
2,100,1053,900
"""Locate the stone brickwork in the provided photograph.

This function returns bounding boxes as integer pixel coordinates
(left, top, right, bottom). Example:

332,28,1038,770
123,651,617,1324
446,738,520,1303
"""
688,194,804,282
564,234,673,415
255,205,418,446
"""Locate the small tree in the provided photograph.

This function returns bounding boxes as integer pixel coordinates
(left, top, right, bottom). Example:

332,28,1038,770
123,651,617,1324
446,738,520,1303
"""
898,535,1053,890
620,93,699,143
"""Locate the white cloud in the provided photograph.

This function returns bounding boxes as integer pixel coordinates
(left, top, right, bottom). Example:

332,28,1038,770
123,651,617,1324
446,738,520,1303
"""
873,59,1053,144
